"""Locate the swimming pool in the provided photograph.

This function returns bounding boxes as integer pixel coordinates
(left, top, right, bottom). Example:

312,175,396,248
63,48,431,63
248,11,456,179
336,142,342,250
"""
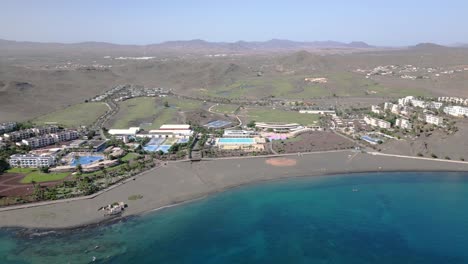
70,155,104,166
156,145,172,153
361,136,379,144
143,145,159,152
218,138,255,144
177,138,189,144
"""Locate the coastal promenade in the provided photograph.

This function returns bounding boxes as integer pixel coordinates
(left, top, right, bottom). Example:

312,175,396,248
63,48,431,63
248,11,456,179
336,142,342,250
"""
1,150,468,229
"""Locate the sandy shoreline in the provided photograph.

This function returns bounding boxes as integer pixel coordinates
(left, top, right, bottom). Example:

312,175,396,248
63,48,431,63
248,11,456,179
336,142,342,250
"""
1,150,468,230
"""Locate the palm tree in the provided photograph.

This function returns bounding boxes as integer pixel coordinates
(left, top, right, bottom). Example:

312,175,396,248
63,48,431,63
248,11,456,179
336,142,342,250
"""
102,168,110,187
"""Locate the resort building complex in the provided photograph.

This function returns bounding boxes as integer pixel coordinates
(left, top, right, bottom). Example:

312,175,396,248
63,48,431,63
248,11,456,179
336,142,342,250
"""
9,154,56,168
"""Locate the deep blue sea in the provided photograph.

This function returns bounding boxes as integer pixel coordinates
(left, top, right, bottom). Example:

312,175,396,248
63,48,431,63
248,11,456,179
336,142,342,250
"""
2,172,468,263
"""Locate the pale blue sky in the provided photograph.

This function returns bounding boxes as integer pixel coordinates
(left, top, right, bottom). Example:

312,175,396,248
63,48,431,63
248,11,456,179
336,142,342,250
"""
1,0,467,46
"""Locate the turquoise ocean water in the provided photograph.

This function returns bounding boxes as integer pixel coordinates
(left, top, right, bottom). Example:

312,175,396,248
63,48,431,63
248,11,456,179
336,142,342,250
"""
2,172,468,263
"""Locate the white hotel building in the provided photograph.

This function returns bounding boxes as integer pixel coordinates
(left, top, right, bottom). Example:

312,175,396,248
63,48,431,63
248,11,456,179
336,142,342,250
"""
395,118,412,130
425,115,444,126
9,154,56,168
443,106,468,117
364,116,391,129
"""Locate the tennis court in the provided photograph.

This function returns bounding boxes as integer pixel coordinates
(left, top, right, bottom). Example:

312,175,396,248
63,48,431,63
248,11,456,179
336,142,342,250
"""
143,137,166,152
204,120,232,129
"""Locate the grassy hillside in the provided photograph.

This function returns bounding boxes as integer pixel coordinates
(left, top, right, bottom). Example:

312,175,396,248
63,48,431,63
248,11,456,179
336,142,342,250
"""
109,97,203,129
33,102,108,127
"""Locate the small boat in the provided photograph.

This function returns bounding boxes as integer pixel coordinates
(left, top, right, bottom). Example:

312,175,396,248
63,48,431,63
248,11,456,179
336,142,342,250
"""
352,188,359,192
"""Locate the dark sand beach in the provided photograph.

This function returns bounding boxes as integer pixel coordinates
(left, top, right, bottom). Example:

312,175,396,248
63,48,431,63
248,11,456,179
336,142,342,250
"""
1,150,468,229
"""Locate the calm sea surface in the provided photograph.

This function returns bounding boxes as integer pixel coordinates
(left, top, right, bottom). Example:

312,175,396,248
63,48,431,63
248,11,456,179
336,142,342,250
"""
2,172,468,263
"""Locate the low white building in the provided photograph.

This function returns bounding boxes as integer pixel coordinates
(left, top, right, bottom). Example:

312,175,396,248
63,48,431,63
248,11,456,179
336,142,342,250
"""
384,102,393,111
411,99,427,108
371,105,382,115
364,116,391,129
21,135,57,149
159,124,191,130
438,97,468,106
426,115,444,126
4,130,33,142
428,102,443,110
443,106,468,117
398,96,415,106
9,154,56,168
52,130,79,142
136,124,193,139
255,122,302,132
145,129,193,138
395,118,412,130
299,110,336,115
223,130,257,138
108,127,141,138
32,126,59,135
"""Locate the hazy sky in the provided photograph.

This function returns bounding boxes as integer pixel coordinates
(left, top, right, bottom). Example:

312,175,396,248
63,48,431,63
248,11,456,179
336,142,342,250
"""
1,0,467,46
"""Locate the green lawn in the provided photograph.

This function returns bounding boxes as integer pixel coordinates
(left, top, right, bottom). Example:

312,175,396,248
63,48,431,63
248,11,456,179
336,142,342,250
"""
212,104,240,114
111,97,202,129
34,102,108,127
21,172,70,184
112,98,160,129
7,168,70,183
121,153,139,162
7,168,35,174
246,108,319,125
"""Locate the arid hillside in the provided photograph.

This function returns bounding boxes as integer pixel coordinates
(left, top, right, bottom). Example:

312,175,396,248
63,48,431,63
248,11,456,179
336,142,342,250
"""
1,41,468,122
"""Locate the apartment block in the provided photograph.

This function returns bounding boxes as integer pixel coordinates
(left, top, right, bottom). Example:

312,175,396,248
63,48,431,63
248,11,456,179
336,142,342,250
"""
364,116,391,129
395,118,412,130
52,130,79,142
22,135,57,149
9,154,56,168
4,130,33,142
425,115,444,126
443,106,468,117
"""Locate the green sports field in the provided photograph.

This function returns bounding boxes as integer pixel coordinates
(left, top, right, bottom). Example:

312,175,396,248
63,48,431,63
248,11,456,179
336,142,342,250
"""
245,108,319,125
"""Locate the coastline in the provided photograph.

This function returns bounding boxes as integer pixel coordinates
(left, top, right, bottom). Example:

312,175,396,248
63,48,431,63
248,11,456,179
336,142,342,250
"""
1,150,468,230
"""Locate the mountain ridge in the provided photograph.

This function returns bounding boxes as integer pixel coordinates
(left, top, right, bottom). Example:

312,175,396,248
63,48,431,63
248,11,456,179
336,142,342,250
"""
0,38,375,54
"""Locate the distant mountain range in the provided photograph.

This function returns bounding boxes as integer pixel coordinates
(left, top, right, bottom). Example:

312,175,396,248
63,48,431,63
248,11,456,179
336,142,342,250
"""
0,38,376,54
2,38,466,55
